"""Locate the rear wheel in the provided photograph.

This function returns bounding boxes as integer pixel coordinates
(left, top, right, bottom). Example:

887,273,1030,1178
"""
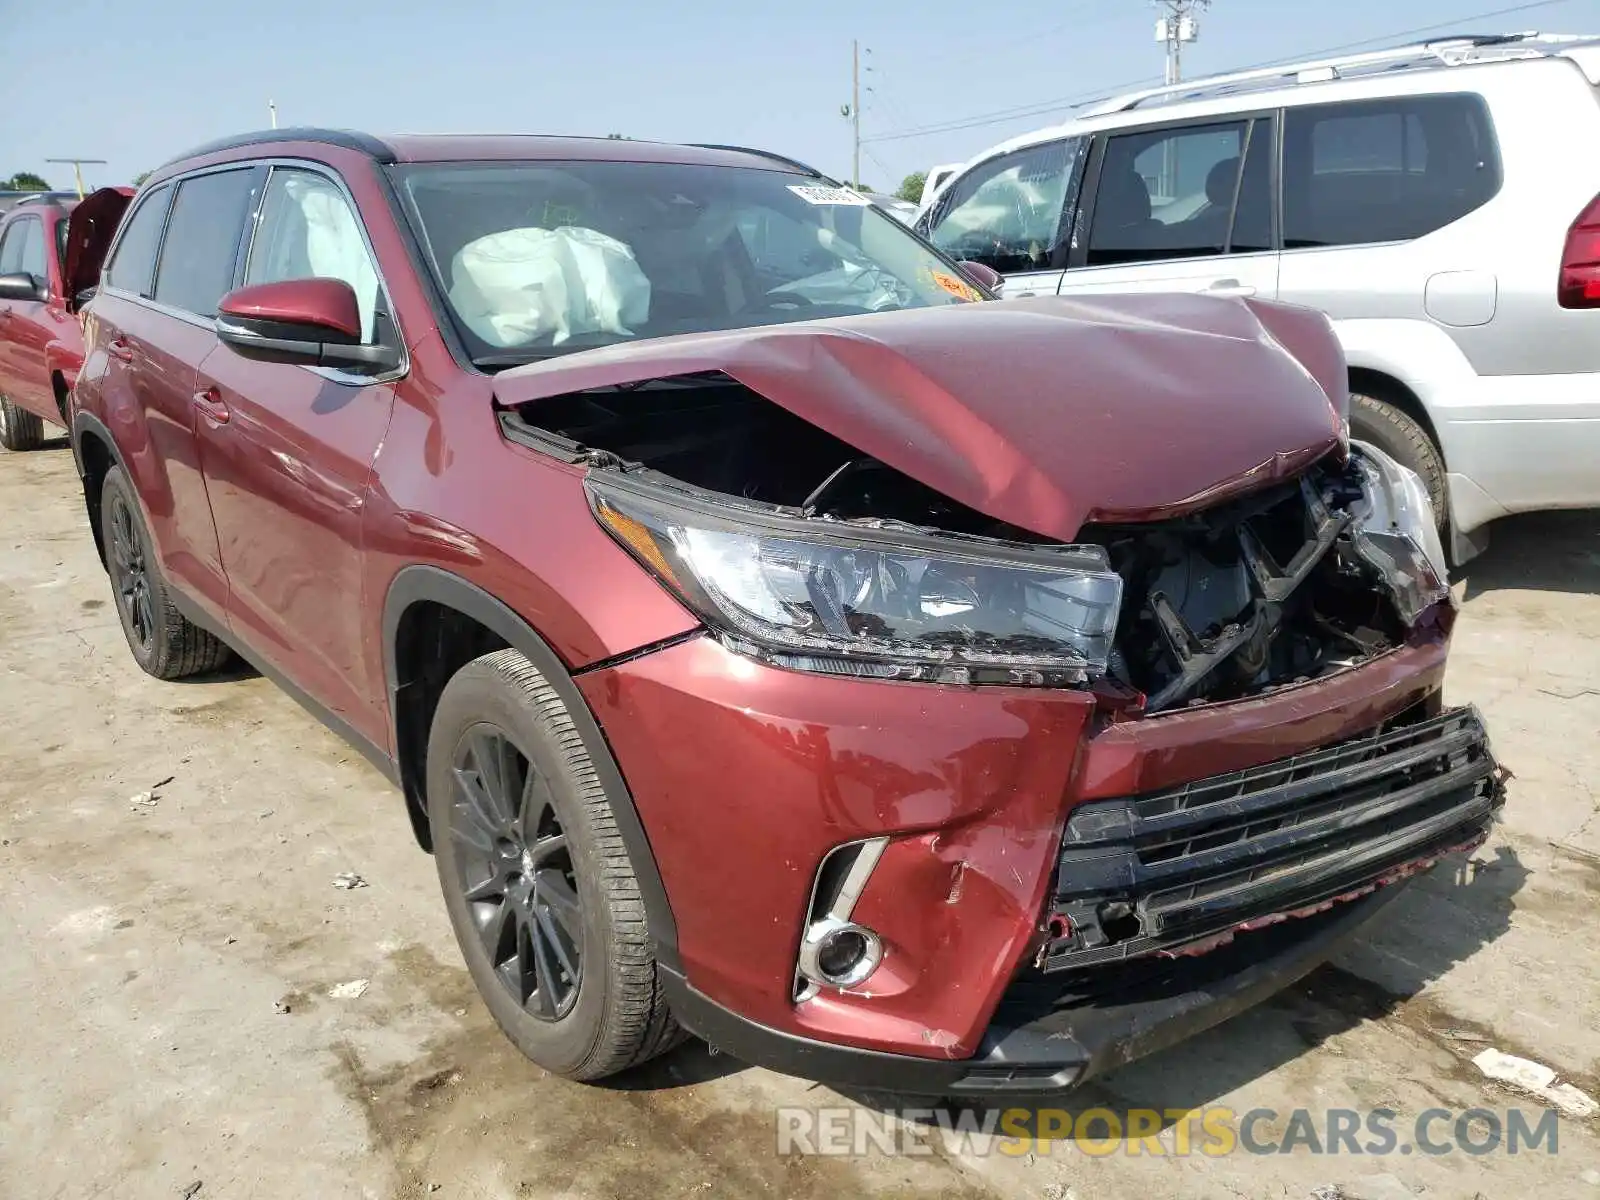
100,466,232,679
0,395,44,451
1349,392,1448,532
427,649,680,1081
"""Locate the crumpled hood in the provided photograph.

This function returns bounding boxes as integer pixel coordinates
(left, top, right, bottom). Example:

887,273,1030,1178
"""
492,293,1349,541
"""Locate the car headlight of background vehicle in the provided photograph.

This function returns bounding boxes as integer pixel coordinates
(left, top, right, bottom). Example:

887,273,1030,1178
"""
589,476,1123,685
1350,441,1450,624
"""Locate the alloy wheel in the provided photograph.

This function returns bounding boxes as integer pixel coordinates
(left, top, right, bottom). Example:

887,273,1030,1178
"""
107,493,155,654
450,725,583,1020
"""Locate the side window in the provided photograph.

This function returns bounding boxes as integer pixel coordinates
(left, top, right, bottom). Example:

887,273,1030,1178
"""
1086,120,1248,267
926,138,1084,274
153,169,257,317
106,185,173,297
244,168,382,342
1283,95,1500,249
0,219,30,276
14,218,47,281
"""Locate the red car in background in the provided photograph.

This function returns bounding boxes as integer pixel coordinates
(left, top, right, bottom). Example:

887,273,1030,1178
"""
0,188,130,450
67,129,1502,1096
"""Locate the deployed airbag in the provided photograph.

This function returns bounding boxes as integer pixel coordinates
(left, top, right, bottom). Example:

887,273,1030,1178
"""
449,226,651,347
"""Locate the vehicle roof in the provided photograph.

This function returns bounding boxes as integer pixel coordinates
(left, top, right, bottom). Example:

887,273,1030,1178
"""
0,192,77,217
937,32,1600,187
161,128,821,176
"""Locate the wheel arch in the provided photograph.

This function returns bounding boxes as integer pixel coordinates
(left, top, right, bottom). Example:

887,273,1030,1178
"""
1347,366,1444,459
72,410,123,570
382,564,680,967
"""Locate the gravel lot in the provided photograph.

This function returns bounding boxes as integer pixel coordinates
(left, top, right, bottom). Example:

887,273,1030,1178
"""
2,437,1598,1200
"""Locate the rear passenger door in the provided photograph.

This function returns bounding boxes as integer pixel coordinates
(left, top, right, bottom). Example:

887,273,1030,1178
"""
195,164,399,739
1059,115,1279,300
922,137,1087,297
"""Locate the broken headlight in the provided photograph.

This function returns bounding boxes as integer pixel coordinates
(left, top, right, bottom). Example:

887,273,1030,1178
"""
590,476,1123,685
1350,441,1450,624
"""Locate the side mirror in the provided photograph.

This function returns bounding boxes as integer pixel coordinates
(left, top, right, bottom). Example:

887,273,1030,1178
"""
955,261,1004,293
0,272,46,302
215,278,399,372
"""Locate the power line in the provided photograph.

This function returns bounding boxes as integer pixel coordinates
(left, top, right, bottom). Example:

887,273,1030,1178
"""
862,0,1584,144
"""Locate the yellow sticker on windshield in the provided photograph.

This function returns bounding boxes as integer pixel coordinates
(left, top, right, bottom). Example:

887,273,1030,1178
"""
929,270,982,302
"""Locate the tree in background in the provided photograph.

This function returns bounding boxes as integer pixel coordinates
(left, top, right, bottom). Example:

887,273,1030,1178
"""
132,171,152,187
2,172,51,192
895,172,927,204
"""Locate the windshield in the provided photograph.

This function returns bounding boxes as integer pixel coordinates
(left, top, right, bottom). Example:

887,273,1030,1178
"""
390,161,982,366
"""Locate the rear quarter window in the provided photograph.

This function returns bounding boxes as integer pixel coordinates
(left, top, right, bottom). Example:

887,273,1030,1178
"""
1282,94,1501,249
106,185,173,298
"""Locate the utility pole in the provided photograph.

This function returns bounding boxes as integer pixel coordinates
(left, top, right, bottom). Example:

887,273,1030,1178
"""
45,157,108,199
851,39,861,189
269,100,278,129
1154,0,1209,85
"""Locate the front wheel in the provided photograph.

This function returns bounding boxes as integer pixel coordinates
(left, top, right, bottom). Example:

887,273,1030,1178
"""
426,648,681,1080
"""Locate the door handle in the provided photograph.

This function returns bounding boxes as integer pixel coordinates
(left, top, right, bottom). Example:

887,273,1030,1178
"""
193,386,230,425
1203,279,1257,298
106,336,135,362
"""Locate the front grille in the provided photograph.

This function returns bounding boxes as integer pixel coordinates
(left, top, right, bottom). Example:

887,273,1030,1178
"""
1039,705,1502,972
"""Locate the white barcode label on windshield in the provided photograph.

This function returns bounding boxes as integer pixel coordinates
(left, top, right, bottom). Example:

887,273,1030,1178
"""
787,185,873,206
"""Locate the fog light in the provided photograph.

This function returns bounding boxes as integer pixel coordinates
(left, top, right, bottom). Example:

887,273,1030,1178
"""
797,917,883,990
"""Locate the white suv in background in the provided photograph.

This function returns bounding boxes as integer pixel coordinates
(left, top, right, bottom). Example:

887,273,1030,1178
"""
917,33,1600,560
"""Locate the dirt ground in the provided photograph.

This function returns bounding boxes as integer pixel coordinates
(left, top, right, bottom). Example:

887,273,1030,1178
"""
2,437,1598,1200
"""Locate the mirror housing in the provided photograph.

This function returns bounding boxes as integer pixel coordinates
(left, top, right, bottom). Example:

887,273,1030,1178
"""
0,272,47,302
215,278,399,372
955,261,1004,294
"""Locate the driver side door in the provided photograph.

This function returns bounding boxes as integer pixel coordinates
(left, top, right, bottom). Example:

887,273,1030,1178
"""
920,137,1087,298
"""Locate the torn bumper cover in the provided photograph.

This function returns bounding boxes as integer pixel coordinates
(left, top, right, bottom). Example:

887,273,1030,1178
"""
664,705,1501,1097
589,619,1499,1095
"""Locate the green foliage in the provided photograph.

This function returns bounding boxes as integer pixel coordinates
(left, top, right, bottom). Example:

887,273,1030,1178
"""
2,171,51,192
896,172,927,203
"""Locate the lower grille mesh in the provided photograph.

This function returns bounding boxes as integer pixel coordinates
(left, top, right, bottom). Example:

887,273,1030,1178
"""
1039,705,1502,973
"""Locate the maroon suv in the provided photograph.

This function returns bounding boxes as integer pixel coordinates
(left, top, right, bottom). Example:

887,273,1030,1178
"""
70,129,1502,1096
0,188,130,449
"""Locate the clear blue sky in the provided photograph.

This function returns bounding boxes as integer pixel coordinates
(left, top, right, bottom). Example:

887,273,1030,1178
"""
3,0,1597,192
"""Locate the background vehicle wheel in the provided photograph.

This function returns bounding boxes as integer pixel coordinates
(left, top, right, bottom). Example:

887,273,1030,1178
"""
1349,392,1448,532
427,648,681,1081
0,395,44,451
99,466,232,679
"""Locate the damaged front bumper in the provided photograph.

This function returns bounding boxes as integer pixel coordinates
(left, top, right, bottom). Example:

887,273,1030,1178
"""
580,628,1502,1096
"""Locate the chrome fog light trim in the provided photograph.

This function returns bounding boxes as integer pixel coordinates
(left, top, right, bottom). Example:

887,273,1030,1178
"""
798,917,885,990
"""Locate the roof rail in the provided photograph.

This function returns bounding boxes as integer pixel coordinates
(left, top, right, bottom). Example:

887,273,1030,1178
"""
689,144,826,179
10,193,69,209
1090,31,1582,114
158,127,397,171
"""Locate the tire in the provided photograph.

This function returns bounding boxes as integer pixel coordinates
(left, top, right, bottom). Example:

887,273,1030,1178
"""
426,648,681,1081
1349,392,1448,532
100,465,232,679
0,395,44,451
